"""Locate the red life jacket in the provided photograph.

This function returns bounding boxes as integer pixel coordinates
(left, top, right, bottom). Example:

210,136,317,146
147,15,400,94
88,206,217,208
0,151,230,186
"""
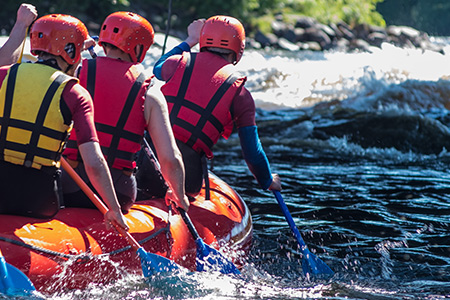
64,57,151,170
161,51,246,158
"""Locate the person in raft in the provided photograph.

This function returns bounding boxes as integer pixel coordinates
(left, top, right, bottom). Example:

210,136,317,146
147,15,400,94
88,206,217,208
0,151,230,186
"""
0,3,38,67
61,11,189,213
0,14,128,230
151,16,282,197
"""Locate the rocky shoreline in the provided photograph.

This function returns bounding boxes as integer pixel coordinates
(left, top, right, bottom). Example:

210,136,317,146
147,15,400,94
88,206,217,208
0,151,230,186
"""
85,12,445,55
246,15,444,54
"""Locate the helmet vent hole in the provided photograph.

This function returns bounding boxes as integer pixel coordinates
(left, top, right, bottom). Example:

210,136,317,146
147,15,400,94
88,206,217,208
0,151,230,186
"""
38,32,43,38
102,25,107,30
64,43,75,59
113,27,119,33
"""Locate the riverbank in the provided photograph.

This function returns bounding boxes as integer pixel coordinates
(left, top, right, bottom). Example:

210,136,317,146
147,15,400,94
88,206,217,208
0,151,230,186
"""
147,14,444,55
247,15,444,54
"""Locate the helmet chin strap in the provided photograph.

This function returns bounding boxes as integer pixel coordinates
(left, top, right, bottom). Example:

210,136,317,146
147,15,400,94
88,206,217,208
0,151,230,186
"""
65,63,76,76
135,45,144,63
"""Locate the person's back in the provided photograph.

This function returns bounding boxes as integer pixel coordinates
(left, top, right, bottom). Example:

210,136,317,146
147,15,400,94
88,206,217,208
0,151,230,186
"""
161,50,244,158
78,56,148,170
63,58,151,212
0,14,128,231
62,11,189,212
153,16,282,196
0,60,75,218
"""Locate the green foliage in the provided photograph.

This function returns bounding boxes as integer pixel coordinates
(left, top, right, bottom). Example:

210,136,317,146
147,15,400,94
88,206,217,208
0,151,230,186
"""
0,0,386,35
0,0,129,34
250,15,276,35
279,0,385,27
9,0,450,38
247,0,385,36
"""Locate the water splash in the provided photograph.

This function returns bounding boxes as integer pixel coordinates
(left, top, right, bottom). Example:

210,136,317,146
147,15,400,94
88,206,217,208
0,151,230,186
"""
374,240,407,280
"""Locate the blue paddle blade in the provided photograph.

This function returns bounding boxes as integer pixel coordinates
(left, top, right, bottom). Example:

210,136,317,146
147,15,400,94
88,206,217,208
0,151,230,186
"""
137,248,181,277
195,239,241,275
0,259,35,296
301,248,334,276
176,208,241,275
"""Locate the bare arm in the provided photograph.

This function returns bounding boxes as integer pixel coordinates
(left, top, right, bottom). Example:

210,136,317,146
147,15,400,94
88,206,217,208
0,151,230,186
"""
78,141,128,229
0,4,37,66
144,86,189,211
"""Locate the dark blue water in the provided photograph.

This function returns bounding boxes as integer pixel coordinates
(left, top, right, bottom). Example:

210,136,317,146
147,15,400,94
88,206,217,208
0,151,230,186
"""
214,148,450,299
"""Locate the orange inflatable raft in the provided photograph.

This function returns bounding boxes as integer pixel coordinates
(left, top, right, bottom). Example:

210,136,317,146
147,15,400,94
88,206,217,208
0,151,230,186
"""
0,172,252,294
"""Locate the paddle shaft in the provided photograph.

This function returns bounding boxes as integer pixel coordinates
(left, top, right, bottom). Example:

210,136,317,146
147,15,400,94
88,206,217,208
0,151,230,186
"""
272,191,307,249
177,206,241,275
273,191,335,276
141,135,241,274
87,35,98,59
142,141,199,240
16,28,27,64
177,208,201,240
142,140,199,241
60,158,141,252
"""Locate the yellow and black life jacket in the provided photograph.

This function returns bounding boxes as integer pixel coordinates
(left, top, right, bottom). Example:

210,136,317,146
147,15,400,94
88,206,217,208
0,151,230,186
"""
0,63,74,169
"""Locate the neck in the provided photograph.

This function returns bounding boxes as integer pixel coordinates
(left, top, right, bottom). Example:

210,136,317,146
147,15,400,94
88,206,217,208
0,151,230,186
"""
55,57,75,76
206,49,235,64
104,47,133,62
36,54,76,75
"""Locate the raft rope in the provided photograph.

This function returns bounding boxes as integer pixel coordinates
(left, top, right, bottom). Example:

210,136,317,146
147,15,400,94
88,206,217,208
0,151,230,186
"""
0,220,172,264
161,0,173,55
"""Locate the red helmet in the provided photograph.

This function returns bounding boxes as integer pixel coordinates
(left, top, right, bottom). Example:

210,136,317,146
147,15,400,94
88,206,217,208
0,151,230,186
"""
199,15,246,64
99,11,154,63
30,14,88,65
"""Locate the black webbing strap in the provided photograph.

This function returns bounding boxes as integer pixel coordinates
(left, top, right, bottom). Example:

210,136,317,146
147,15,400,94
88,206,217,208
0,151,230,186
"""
0,64,68,165
168,52,195,127
86,59,97,98
71,58,97,163
23,73,67,166
0,63,20,160
166,52,239,151
184,72,239,149
201,156,210,200
103,72,146,166
165,101,216,149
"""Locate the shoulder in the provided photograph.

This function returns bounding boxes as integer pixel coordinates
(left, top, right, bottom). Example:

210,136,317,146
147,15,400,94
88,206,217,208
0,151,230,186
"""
233,87,256,127
63,80,91,100
62,81,93,113
161,54,184,81
235,86,255,107
145,80,166,109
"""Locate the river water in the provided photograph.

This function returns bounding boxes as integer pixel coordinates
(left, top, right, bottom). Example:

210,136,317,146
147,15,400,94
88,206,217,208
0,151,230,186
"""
210,39,450,300
3,36,450,299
